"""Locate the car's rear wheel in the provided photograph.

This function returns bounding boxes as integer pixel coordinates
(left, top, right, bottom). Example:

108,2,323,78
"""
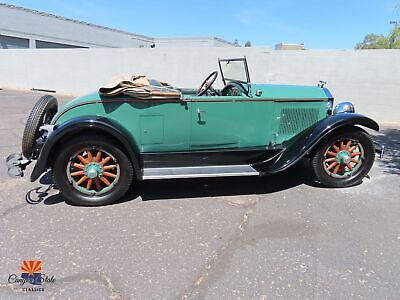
53,134,133,206
22,95,58,159
311,128,375,188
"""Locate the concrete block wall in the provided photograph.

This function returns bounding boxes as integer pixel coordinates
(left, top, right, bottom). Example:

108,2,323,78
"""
0,48,399,124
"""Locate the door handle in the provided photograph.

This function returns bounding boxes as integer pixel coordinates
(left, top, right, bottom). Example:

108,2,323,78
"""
196,108,206,124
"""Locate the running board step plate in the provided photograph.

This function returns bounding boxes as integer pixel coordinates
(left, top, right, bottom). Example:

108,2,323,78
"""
143,165,259,180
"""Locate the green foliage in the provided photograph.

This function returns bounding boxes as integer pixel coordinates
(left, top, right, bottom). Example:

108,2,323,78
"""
356,27,400,49
388,27,400,48
355,34,388,49
244,41,252,47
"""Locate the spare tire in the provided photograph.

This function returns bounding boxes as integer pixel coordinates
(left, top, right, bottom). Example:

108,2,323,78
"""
22,95,58,159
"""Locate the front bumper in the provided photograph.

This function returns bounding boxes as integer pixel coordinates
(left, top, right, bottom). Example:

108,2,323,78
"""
374,142,385,159
5,153,32,177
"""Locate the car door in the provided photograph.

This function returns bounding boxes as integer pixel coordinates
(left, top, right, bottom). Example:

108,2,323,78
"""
190,96,240,149
188,95,274,151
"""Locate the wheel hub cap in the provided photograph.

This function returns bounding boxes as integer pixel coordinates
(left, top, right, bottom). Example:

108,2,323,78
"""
336,150,351,164
84,162,103,179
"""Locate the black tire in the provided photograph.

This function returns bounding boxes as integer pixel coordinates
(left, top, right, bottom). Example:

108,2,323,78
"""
22,95,58,159
53,134,133,206
311,128,375,188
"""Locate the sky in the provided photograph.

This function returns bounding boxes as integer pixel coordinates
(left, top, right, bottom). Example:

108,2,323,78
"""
3,0,400,49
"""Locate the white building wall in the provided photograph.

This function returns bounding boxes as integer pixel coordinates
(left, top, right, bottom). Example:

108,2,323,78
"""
0,48,399,124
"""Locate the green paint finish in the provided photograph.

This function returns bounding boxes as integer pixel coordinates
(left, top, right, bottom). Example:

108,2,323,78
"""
251,84,328,99
189,96,274,149
140,115,164,145
57,91,100,111
55,97,191,153
54,86,329,153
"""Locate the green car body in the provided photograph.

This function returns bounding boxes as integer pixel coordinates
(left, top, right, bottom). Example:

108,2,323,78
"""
10,57,379,205
53,84,329,153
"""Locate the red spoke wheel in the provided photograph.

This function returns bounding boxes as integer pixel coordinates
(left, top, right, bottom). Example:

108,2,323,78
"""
66,148,120,195
53,134,133,206
322,138,364,178
311,128,375,188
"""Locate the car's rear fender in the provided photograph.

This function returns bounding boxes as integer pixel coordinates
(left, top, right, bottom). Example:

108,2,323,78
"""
253,113,379,174
30,116,141,182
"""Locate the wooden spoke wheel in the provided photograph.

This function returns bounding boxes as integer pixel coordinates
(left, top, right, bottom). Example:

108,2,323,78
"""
311,128,375,188
53,134,133,206
322,138,364,178
67,148,120,196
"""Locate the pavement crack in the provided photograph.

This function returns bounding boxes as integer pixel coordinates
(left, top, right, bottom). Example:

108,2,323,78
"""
45,271,122,299
180,204,256,300
239,210,251,233
97,270,122,300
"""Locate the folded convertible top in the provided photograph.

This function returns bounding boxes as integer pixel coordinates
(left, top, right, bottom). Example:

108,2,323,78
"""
99,75,182,99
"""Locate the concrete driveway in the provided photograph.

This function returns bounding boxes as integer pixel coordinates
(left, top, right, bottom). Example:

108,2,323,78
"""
0,89,399,299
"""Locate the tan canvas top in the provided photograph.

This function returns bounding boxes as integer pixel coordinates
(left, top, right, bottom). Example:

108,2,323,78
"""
99,75,182,99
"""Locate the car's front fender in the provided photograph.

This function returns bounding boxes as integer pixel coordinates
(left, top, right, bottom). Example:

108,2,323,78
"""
253,113,379,174
30,116,141,182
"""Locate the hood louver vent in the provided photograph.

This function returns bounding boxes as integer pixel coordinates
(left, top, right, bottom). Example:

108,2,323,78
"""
278,108,319,135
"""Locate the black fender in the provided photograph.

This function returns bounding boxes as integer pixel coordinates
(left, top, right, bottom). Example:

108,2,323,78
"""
253,113,379,174
30,116,141,182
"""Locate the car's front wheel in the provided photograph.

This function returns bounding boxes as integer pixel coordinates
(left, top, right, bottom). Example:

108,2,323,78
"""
53,134,133,206
311,128,375,188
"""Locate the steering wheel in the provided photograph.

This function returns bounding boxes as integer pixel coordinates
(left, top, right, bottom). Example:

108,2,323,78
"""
220,80,249,96
197,71,218,96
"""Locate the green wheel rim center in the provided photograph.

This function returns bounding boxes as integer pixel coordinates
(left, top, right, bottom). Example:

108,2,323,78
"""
84,162,103,179
336,150,351,164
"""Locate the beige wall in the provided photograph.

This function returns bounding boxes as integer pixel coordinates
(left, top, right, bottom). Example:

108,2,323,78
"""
0,48,399,124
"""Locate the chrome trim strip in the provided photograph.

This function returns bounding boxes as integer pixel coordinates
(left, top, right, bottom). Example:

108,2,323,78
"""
143,165,259,180
186,98,327,102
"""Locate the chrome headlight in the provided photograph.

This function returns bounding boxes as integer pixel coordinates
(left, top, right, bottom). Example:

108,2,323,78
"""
333,102,355,115
326,99,334,115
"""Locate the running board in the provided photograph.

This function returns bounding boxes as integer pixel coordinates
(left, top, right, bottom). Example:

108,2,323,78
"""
142,165,259,180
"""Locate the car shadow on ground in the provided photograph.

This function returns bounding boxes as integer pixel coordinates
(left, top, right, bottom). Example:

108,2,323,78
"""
26,160,320,207
373,128,400,175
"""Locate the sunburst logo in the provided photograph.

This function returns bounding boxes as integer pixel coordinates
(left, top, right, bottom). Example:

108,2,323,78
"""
8,260,55,292
21,260,42,285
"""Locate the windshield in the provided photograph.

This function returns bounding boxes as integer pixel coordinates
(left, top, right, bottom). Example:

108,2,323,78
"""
218,57,250,84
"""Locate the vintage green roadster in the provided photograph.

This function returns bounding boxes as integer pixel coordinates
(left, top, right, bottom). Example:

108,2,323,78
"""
7,57,379,206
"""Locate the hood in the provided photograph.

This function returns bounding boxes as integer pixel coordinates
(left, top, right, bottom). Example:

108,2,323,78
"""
251,84,329,99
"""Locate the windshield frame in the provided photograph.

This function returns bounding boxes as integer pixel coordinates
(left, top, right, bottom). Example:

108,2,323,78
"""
218,57,251,86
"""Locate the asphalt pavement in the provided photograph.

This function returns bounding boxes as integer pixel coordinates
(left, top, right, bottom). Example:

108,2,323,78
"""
0,89,399,299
